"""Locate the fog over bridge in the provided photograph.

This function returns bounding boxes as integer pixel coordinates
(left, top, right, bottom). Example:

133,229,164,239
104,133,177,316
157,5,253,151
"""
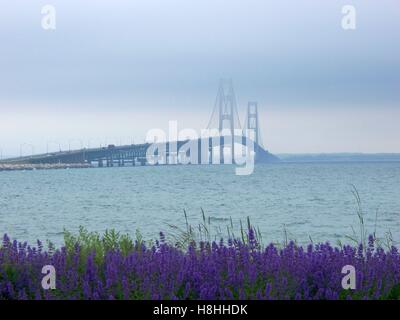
1,80,279,166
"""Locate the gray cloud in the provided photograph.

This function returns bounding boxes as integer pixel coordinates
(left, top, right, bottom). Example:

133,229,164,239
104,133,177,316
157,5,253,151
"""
0,0,399,154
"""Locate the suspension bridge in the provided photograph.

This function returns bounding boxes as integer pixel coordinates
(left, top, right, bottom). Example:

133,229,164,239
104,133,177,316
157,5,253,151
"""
1,81,279,166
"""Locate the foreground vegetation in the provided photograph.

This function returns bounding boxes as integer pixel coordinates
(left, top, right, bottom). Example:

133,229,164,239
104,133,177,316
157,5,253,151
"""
0,224,399,300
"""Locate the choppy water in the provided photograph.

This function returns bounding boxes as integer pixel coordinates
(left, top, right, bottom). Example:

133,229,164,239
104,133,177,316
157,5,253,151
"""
0,162,399,246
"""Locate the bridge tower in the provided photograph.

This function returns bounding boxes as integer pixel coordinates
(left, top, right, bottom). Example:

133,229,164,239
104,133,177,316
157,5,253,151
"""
246,101,259,146
216,79,239,164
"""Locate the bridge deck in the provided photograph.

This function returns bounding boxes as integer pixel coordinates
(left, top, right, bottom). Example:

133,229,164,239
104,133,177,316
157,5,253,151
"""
1,137,279,165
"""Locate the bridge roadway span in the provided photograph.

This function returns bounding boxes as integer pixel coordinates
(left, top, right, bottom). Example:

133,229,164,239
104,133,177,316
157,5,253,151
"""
1,136,279,166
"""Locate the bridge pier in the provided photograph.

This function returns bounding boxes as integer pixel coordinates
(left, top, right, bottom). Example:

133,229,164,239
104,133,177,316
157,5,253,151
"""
107,156,113,167
168,152,178,165
166,142,169,165
208,137,213,164
197,139,202,165
220,136,224,164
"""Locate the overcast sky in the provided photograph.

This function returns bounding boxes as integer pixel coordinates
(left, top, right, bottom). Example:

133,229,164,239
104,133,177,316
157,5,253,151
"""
0,0,399,156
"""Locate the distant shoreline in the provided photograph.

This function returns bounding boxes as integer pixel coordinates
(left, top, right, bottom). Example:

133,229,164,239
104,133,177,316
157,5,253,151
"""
277,153,400,163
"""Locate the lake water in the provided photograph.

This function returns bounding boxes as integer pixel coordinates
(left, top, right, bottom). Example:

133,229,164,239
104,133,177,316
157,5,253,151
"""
0,162,399,247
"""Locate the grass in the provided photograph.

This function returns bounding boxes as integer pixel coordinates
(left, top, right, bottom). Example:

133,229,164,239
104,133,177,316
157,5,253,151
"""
163,185,396,252
337,184,396,251
30,184,388,257
166,208,264,249
58,184,395,257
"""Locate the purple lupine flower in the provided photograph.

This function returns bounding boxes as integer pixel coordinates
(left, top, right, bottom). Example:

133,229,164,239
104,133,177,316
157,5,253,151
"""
0,232,399,300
